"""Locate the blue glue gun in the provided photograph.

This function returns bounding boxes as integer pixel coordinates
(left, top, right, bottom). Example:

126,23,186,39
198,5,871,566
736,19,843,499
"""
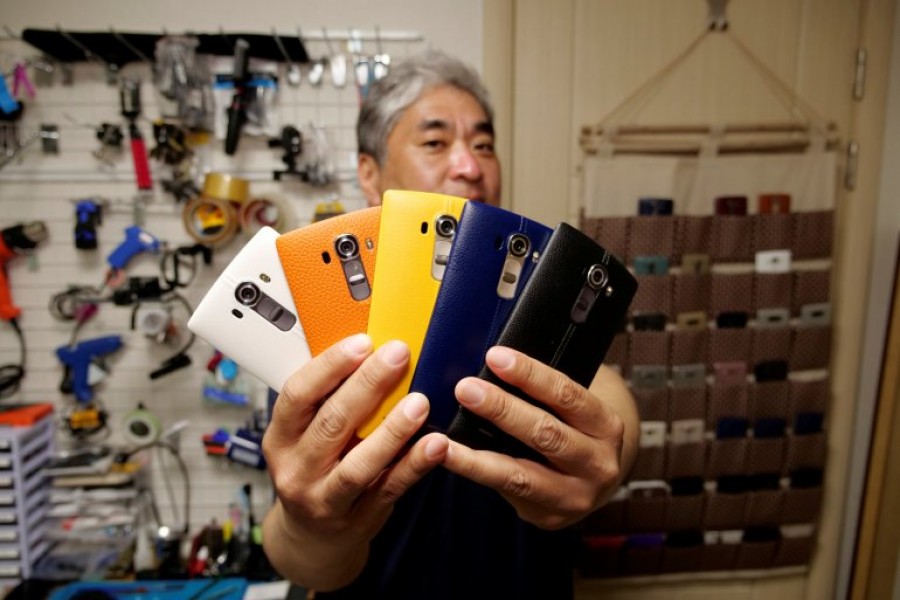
56,335,123,403
107,226,161,270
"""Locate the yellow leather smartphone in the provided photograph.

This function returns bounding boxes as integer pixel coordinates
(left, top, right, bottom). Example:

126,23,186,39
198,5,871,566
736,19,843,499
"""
275,207,380,356
358,190,467,438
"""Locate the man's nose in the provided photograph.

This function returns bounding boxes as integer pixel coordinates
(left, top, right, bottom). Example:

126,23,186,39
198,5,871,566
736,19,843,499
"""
448,143,482,180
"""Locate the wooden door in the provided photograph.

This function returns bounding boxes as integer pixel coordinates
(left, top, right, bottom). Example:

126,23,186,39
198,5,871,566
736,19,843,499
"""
483,0,897,598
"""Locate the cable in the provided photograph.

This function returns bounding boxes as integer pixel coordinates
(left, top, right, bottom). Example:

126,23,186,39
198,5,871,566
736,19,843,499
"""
0,318,25,399
128,440,191,535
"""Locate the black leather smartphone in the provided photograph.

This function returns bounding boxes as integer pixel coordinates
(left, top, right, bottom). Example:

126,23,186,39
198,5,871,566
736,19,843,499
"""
447,223,638,459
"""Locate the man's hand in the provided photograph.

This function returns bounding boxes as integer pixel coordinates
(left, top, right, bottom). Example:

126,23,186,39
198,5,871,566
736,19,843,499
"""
442,346,638,530
261,334,449,590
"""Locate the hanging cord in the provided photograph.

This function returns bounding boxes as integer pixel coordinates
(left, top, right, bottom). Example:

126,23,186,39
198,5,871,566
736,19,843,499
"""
723,29,831,133
0,319,25,399
595,28,712,130
127,440,191,535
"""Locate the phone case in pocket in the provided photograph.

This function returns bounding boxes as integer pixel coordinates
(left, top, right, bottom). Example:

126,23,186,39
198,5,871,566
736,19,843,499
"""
710,215,754,262
793,210,834,259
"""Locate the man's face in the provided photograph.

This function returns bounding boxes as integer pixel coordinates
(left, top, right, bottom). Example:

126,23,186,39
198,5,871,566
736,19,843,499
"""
359,84,501,206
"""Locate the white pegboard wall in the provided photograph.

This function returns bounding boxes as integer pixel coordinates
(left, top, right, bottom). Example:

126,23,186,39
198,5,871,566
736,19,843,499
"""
0,33,425,533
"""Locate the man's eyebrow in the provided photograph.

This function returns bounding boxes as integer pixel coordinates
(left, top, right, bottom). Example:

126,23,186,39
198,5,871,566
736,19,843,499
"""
418,119,450,132
474,121,495,136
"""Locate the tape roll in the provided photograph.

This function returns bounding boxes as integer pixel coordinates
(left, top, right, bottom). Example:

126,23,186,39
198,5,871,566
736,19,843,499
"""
182,195,240,246
202,172,250,203
239,196,291,235
123,407,162,446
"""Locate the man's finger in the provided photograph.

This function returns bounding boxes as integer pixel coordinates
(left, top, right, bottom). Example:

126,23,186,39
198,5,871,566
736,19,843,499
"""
484,346,620,437
364,433,449,511
297,340,411,470
267,333,373,447
323,393,431,509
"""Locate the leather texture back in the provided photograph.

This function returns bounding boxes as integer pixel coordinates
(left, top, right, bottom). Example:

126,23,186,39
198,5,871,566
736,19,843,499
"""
358,190,467,438
447,223,638,458
275,207,381,356
411,202,553,432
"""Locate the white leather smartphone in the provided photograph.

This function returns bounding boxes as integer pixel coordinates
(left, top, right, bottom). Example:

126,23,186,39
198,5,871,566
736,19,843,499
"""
188,226,312,391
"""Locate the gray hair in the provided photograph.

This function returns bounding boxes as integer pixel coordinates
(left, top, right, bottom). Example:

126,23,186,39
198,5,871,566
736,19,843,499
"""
357,50,494,166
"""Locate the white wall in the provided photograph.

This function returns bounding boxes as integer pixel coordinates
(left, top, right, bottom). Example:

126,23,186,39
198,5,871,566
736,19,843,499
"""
0,0,483,554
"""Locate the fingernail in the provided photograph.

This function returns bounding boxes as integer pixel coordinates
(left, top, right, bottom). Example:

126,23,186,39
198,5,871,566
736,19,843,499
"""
456,379,485,407
487,346,515,370
424,436,448,460
342,333,372,357
402,393,428,420
379,340,409,366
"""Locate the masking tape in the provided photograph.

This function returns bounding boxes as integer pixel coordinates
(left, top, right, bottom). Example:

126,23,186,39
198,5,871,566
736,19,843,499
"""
202,172,250,203
181,195,239,246
123,407,162,446
239,196,291,235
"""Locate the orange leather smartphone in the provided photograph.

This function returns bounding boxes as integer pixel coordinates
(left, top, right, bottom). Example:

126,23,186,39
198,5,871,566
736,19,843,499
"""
275,206,380,356
358,190,467,438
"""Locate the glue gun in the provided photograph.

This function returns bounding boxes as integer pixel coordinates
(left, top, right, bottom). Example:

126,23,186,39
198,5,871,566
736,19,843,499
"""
56,335,123,403
107,226,161,271
1,221,48,322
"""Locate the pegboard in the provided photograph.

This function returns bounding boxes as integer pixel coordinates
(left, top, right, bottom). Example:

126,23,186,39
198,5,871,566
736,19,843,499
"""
0,31,425,534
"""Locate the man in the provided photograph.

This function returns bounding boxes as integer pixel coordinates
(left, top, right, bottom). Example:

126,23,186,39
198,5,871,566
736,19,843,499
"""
262,50,638,598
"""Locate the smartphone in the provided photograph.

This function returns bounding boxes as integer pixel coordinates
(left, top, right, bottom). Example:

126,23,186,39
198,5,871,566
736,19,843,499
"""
274,206,380,356
357,190,468,438
188,227,311,391
447,223,638,459
637,197,674,216
410,202,552,432
714,195,748,215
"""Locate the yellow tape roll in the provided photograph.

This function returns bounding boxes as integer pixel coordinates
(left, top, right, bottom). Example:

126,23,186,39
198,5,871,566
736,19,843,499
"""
202,172,250,203
181,195,240,246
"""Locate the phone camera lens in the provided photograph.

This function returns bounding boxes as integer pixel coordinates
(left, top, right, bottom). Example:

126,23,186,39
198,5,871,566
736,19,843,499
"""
436,215,457,238
335,234,360,259
508,234,530,257
235,282,261,306
587,265,609,290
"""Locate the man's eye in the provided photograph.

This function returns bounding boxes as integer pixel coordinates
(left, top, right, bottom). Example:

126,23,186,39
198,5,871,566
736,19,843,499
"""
474,141,495,154
423,140,446,149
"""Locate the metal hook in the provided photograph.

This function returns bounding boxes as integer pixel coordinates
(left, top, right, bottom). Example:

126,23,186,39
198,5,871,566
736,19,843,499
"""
374,26,384,56
707,0,729,31
57,25,119,84
110,27,153,66
273,28,300,86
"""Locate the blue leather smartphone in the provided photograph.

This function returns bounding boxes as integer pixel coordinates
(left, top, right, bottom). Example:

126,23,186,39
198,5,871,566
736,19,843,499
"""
411,202,552,431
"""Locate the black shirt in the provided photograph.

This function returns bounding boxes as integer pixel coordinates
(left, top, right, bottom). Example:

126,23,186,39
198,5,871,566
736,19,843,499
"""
316,468,577,599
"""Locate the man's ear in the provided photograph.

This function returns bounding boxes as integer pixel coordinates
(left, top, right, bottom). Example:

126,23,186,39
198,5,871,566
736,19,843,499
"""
357,153,383,207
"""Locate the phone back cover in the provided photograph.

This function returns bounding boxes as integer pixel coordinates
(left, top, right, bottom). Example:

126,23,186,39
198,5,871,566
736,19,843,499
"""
358,190,467,437
411,202,553,431
447,222,638,458
188,227,311,391
275,207,380,356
